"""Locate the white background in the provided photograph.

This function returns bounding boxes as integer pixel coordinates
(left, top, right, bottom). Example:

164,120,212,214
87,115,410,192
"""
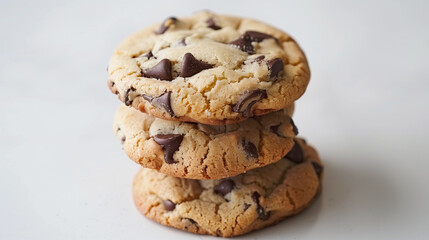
1,0,429,239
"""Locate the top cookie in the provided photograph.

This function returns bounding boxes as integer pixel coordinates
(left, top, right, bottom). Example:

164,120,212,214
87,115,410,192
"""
108,11,310,125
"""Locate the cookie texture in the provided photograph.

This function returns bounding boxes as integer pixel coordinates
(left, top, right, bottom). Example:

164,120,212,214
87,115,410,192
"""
114,104,296,179
132,138,323,237
108,11,310,125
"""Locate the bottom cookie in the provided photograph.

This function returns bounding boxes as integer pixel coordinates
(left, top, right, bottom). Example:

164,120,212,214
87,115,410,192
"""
132,138,323,237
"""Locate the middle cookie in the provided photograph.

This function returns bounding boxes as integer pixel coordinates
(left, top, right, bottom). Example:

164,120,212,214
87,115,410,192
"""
113,105,297,179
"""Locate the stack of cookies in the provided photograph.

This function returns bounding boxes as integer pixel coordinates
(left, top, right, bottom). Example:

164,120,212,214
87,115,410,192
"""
107,11,323,237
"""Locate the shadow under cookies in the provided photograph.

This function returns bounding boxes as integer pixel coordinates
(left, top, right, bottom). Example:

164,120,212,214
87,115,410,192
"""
239,156,399,239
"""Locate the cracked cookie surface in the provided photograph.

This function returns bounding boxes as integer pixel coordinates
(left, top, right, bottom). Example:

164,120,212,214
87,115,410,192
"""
132,138,323,237
114,104,296,179
108,11,310,125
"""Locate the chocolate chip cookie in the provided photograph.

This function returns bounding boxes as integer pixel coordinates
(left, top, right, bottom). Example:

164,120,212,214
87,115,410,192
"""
132,138,322,237
114,104,297,179
108,11,310,125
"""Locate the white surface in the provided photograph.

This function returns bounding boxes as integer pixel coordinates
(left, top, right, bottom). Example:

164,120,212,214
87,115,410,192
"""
1,0,429,239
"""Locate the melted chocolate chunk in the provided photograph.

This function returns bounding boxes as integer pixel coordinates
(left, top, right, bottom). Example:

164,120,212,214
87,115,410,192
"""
153,134,184,164
229,31,277,54
244,31,276,42
213,179,235,196
142,51,153,59
251,192,260,203
253,55,265,62
286,140,304,163
244,203,251,211
232,90,267,117
143,91,175,116
269,124,281,135
155,17,177,34
121,136,126,144
179,53,214,78
162,199,176,211
206,18,221,30
311,161,323,179
251,192,270,220
241,138,258,159
290,118,299,135
229,37,254,54
256,205,270,220
142,59,173,81
124,87,136,106
266,58,284,78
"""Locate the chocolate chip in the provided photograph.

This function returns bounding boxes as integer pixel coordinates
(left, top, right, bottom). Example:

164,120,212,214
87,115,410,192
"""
256,205,270,220
244,31,276,42
124,87,136,106
229,37,254,54
142,59,173,81
184,218,197,224
179,38,187,46
153,91,174,116
213,179,235,196
162,199,176,211
269,124,280,135
155,17,177,34
206,18,221,30
121,136,126,144
290,118,298,135
142,51,153,59
311,161,323,179
107,80,119,95
286,140,304,163
244,203,251,211
251,192,260,203
143,91,175,117
229,31,277,54
179,53,214,78
253,55,265,62
142,94,153,102
153,134,184,164
266,58,284,78
251,192,270,220
232,90,267,117
241,138,258,159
